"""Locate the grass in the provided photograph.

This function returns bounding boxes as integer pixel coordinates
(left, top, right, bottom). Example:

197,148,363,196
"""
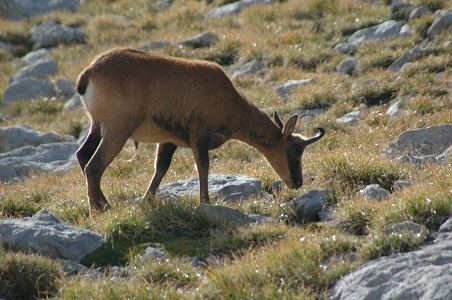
0,0,451,299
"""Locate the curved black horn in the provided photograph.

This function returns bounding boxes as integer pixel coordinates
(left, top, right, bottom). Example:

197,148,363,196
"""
304,127,325,145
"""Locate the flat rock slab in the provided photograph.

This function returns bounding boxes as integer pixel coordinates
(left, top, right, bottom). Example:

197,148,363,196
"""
330,218,452,300
0,208,104,262
158,174,262,201
0,141,79,181
388,124,452,155
0,125,65,153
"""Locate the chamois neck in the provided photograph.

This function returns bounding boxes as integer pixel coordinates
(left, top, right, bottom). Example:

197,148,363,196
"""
233,102,282,152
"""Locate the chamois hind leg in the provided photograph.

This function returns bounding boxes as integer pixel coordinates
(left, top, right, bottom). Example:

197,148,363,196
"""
192,140,210,204
84,125,131,214
76,120,102,175
143,142,178,201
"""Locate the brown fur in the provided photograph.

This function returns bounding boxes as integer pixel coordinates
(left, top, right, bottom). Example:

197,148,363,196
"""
76,48,324,214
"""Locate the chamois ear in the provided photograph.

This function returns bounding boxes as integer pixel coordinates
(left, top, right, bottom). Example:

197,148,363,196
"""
273,111,284,130
282,115,298,138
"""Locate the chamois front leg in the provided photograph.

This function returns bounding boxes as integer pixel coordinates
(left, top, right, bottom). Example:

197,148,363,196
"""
84,126,130,214
192,139,210,204
76,121,102,175
143,142,178,201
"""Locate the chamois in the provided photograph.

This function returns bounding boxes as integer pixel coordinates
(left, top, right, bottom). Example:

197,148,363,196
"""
76,48,325,214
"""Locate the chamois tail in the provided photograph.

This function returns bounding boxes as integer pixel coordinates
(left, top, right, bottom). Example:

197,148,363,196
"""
76,68,91,95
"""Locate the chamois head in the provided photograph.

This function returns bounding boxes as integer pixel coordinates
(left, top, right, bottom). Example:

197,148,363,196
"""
268,111,325,189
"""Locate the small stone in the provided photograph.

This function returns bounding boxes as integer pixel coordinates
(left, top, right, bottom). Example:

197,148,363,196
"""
358,184,389,200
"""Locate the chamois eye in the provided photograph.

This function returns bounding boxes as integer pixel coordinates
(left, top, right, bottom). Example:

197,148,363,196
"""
292,149,301,157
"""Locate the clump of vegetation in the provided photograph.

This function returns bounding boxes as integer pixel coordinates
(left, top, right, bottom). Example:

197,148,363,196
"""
0,251,62,299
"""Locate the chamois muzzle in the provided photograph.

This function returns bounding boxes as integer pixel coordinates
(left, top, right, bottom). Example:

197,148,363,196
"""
304,127,325,145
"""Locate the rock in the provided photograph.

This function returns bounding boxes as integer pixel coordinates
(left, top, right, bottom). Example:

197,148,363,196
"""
390,2,414,21
396,154,438,167
0,141,79,182
10,57,58,83
276,78,315,100
358,184,389,200
388,46,421,72
332,42,357,54
0,0,79,20
387,124,452,155
386,97,406,117
330,217,452,300
348,20,402,45
2,77,57,104
55,78,76,98
399,23,414,36
291,189,329,222
0,41,15,55
63,93,83,111
141,246,165,260
318,207,335,222
393,179,411,190
205,0,274,19
427,10,452,39
231,59,265,79
336,57,358,75
198,204,273,225
438,217,452,234
139,41,171,52
0,208,104,262
436,146,452,162
385,221,428,240
57,258,102,276
271,180,283,193
409,5,431,20
30,20,86,49
178,31,218,48
21,48,51,63
336,111,361,126
157,174,262,201
155,0,174,11
0,125,65,153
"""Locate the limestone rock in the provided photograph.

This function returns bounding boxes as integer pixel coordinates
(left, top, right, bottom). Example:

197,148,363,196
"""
427,10,452,39
409,5,431,21
336,111,361,126
30,20,86,49
205,0,274,19
64,93,83,111
0,125,65,153
291,189,329,222
358,184,389,200
348,20,403,45
388,46,422,72
2,77,57,104
231,59,264,79
0,141,79,181
330,218,452,300
332,43,357,54
21,48,51,63
10,57,58,83
0,0,79,20
385,221,428,240
388,124,452,155
178,31,218,48
0,208,104,262
157,174,262,201
276,78,315,100
336,57,358,75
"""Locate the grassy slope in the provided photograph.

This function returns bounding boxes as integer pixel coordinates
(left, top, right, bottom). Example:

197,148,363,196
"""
0,0,451,298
